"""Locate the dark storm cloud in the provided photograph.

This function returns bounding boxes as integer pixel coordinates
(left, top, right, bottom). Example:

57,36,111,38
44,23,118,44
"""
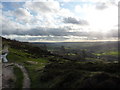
3,25,94,37
2,26,118,39
11,35,69,42
63,17,89,25
96,3,108,10
2,27,70,36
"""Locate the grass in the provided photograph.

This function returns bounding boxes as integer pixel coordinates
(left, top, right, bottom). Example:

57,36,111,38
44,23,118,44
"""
67,53,76,56
7,48,49,63
24,62,47,88
7,47,49,88
23,56,49,88
101,51,120,56
7,48,29,63
6,41,120,88
13,65,24,89
94,51,120,56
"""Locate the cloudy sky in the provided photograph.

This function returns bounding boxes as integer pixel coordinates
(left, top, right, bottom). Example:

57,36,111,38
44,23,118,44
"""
0,0,119,42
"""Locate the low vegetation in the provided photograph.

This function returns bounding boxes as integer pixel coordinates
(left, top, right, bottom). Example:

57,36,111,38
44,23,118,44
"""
35,60,120,88
2,37,120,88
13,65,24,89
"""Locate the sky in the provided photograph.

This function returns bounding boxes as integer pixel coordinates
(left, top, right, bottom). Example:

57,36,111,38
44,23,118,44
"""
0,0,119,42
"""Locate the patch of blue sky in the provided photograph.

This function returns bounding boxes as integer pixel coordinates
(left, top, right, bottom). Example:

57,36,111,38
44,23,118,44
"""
28,9,38,16
60,2,93,18
2,2,25,11
60,1,94,9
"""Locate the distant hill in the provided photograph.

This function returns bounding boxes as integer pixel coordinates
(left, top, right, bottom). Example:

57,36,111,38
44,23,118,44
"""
31,41,119,56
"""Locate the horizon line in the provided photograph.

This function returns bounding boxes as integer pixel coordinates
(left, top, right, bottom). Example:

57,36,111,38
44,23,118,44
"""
28,39,119,43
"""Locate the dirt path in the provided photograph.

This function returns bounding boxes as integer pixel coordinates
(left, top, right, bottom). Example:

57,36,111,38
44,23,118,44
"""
2,47,30,88
2,63,16,88
14,63,31,88
2,63,31,89
0,63,2,90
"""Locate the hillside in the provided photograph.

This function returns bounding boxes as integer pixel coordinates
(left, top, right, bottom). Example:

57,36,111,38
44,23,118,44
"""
2,37,51,88
2,37,120,88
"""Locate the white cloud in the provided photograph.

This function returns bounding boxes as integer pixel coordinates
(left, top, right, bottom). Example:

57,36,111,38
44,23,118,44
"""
63,0,119,4
59,8,75,17
2,12,33,35
88,5,117,32
14,8,31,17
13,8,33,23
1,0,118,42
74,1,118,32
24,1,60,14
23,1,62,27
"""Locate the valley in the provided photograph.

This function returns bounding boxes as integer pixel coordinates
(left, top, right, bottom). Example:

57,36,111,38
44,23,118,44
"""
2,37,120,88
